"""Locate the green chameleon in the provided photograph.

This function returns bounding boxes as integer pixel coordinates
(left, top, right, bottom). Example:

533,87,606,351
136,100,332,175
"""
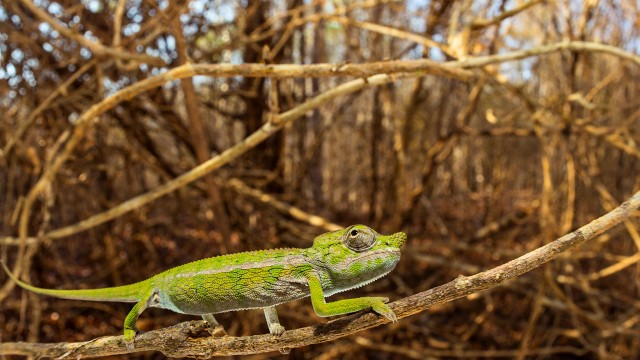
2,225,405,349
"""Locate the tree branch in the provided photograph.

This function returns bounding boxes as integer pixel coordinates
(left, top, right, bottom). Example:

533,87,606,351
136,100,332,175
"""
2,190,638,358
471,0,543,30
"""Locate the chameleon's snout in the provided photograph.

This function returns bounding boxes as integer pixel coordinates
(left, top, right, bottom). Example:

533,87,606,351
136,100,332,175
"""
386,232,406,248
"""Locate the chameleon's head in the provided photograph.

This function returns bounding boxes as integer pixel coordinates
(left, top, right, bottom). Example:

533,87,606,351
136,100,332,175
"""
310,225,406,295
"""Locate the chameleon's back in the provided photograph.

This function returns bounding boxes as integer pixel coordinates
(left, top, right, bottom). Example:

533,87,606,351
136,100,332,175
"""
152,248,314,314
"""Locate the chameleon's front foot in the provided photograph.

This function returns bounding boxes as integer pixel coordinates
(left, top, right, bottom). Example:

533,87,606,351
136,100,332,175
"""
368,297,397,322
308,275,398,322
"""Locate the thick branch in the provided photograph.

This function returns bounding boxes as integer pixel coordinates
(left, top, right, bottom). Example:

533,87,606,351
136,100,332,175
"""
2,191,638,358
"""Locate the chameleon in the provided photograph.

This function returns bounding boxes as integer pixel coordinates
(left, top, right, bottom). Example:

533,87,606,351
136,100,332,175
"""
2,225,405,349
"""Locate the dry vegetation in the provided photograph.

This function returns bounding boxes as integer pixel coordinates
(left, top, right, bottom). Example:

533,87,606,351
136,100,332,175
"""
1,0,640,359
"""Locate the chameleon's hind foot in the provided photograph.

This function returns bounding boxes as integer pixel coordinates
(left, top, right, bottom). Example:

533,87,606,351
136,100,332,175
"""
123,295,151,350
124,329,136,350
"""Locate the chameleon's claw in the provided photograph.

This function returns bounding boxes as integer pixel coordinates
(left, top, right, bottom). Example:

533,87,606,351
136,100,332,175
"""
125,340,135,351
270,324,286,337
382,308,398,322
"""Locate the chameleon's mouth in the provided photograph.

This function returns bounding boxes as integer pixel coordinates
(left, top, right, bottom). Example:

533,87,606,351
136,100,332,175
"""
326,249,401,296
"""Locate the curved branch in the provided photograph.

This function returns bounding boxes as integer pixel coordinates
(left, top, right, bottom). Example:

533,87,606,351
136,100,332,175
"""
2,190,638,358
225,178,343,232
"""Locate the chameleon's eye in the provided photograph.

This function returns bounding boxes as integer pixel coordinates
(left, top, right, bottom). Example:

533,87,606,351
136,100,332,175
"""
344,226,375,252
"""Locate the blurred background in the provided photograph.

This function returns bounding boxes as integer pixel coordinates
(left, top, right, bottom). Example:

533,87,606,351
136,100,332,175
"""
1,0,639,358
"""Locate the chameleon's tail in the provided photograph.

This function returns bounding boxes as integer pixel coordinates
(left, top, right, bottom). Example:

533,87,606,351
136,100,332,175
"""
1,261,149,303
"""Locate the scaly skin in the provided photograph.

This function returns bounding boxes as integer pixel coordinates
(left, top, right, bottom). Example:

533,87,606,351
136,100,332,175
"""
2,225,406,349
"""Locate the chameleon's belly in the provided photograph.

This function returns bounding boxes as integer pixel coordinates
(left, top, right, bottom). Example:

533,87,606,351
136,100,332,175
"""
157,266,310,314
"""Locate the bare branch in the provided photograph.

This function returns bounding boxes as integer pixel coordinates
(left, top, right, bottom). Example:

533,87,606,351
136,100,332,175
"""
226,178,342,232
471,0,544,30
